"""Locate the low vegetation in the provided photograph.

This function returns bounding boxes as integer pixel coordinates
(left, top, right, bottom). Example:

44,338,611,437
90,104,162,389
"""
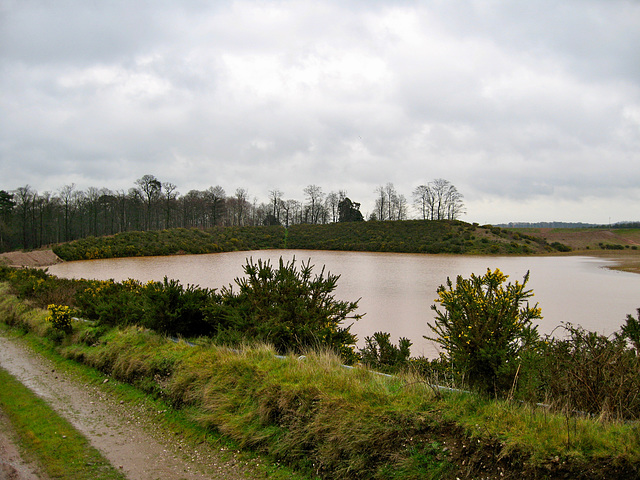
1,263,639,478
426,268,542,396
510,227,640,252
50,220,566,261
52,225,286,260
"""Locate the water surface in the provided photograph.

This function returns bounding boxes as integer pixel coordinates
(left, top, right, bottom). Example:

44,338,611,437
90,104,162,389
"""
48,251,640,357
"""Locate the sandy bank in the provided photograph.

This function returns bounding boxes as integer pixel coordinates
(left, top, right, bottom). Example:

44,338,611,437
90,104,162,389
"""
0,250,62,268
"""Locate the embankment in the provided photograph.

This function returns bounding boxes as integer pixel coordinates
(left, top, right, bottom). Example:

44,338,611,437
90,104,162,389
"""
0,284,638,479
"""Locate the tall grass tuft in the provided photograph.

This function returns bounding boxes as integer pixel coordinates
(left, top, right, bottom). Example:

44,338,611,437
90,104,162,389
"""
2,281,640,479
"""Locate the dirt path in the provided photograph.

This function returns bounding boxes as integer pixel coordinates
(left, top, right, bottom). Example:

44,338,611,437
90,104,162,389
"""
0,335,258,480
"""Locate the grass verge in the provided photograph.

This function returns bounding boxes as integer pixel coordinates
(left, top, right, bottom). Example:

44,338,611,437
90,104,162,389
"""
1,284,639,479
0,292,314,480
0,366,127,480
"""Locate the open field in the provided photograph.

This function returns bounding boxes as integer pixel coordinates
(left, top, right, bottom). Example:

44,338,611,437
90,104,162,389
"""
512,227,640,274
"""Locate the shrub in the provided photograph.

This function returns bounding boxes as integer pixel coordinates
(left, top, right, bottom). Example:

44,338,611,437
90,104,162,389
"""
0,266,83,308
140,277,216,337
550,242,571,252
358,331,412,373
75,279,146,327
46,304,75,333
621,308,640,353
598,243,625,250
529,324,640,419
205,257,361,360
426,268,541,395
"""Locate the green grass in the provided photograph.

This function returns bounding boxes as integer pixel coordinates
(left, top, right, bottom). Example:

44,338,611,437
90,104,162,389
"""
0,366,127,480
0,305,314,480
2,283,639,479
50,326,640,478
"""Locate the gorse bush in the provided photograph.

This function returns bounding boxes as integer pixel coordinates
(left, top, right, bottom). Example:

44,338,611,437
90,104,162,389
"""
52,226,286,260
51,221,558,261
4,263,640,421
621,308,640,353
75,278,147,327
2,261,362,360
206,257,361,359
46,304,75,333
142,278,215,337
427,269,541,395
527,324,640,420
359,332,412,374
76,277,216,336
0,266,82,308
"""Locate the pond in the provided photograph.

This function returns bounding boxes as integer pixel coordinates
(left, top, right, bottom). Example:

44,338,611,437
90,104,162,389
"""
47,250,640,357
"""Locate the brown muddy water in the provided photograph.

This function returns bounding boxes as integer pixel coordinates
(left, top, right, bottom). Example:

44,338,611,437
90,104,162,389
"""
47,251,640,357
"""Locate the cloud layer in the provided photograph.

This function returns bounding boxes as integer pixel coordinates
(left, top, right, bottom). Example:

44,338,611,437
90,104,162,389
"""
1,0,639,223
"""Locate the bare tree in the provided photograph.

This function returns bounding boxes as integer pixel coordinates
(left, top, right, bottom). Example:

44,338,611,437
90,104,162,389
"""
374,185,387,220
413,179,465,220
58,184,76,241
0,190,15,250
230,188,249,226
281,199,301,227
394,194,408,220
162,182,179,229
181,189,206,228
269,189,283,223
205,186,226,227
127,187,145,231
303,184,325,224
385,183,398,221
135,174,162,230
97,189,117,236
325,191,340,223
14,185,37,248
374,183,404,220
85,186,102,236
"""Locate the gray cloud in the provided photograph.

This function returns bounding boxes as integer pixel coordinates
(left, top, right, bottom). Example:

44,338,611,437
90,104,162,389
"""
1,0,638,224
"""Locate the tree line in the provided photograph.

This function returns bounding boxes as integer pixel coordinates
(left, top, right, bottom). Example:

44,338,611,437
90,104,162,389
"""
0,175,464,251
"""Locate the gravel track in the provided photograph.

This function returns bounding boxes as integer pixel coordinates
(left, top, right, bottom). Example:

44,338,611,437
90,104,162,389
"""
0,335,259,480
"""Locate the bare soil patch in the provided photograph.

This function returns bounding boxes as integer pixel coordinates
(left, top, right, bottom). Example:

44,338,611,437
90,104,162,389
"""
0,335,263,480
0,251,62,268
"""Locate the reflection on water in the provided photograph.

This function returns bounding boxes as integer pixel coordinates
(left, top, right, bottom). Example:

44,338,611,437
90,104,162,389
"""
48,251,640,358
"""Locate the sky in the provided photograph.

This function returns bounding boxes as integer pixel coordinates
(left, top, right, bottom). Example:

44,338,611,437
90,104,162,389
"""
1,0,639,225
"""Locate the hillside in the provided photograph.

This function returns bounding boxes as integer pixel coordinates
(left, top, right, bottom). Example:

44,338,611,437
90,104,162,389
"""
511,227,640,250
512,227,640,274
50,221,562,262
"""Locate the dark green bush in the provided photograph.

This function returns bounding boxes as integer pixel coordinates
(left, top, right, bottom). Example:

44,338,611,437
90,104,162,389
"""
550,242,571,252
0,266,83,308
358,332,412,374
598,242,625,250
75,279,146,327
53,225,286,261
522,323,640,419
205,257,361,359
140,278,216,337
621,308,640,353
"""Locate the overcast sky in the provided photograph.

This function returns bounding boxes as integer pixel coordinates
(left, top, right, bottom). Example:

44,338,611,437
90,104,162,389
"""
1,0,639,224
